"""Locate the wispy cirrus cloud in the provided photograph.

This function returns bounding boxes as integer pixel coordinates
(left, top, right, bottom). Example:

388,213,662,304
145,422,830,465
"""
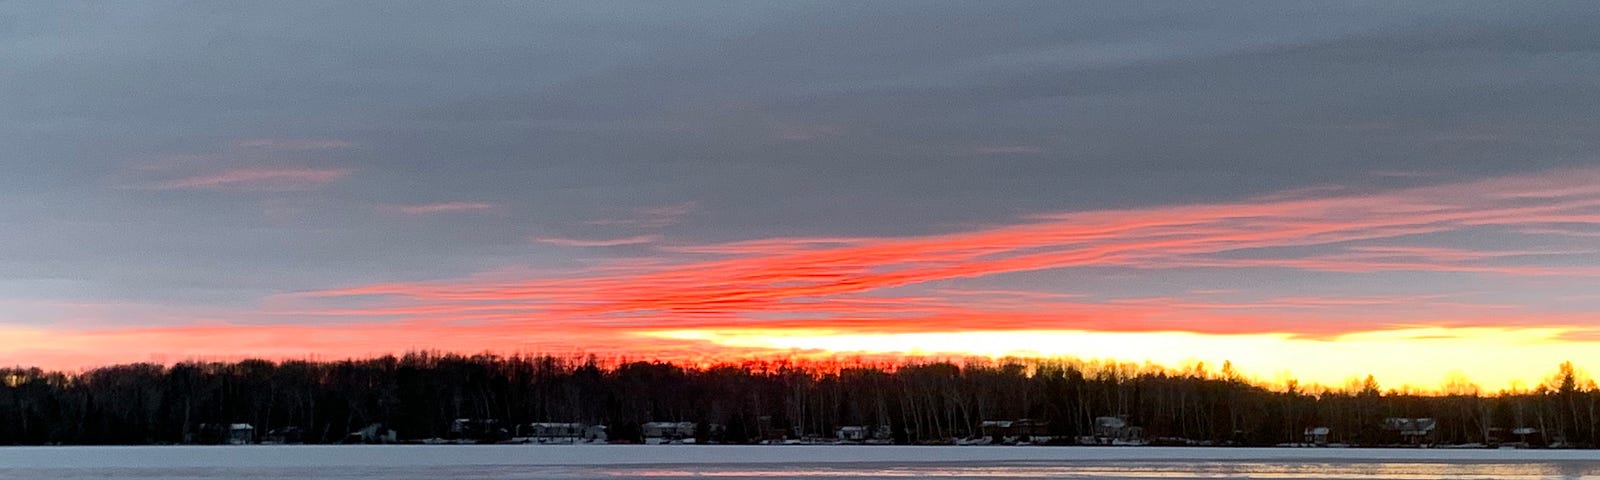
534,234,663,247
385,202,498,215
1367,170,1440,178
129,167,352,191
233,138,356,151
584,202,696,229
972,145,1043,155
773,123,842,142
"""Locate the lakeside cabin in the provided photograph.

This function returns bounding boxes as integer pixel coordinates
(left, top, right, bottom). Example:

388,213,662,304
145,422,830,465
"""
979,419,1052,444
1089,416,1145,445
346,423,400,444
1382,418,1438,445
450,418,510,442
1303,427,1331,446
642,421,697,444
191,423,255,445
264,426,305,444
519,422,608,444
836,425,892,444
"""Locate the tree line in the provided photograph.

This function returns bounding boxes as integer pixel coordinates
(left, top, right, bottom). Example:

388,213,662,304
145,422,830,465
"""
2,353,1596,447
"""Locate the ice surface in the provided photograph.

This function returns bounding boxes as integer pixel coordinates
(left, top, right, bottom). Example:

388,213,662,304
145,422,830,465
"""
6,445,1600,468
3,446,1600,479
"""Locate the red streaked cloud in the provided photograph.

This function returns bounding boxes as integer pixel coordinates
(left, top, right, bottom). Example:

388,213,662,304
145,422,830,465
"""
287,167,1600,336
19,168,1600,384
130,167,352,191
387,201,498,215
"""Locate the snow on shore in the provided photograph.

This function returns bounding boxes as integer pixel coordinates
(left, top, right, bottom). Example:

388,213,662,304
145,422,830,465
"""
3,445,1599,469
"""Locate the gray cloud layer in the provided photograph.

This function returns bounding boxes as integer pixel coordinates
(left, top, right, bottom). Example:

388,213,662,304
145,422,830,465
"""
2,2,1596,324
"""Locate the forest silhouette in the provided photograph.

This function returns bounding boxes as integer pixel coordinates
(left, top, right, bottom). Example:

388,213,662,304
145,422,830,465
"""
2,354,1594,447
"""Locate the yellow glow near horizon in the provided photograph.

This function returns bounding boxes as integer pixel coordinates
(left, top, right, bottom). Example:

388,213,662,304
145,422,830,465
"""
642,327,1595,393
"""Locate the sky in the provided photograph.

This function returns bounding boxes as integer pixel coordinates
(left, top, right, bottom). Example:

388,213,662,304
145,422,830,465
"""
3,2,1600,391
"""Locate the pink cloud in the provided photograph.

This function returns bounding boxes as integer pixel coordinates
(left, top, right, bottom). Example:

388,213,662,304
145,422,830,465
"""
387,202,498,215
132,167,352,191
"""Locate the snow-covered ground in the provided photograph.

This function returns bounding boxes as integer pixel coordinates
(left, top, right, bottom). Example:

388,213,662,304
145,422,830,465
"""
3,446,1600,479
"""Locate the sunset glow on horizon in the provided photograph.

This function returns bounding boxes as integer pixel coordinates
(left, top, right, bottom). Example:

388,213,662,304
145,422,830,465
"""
640,327,1593,392
7,165,1600,392
6,3,1600,398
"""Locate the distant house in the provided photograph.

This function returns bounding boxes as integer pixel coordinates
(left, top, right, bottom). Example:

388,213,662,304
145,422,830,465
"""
1089,416,1144,445
264,426,305,444
838,425,869,442
757,416,788,442
346,423,400,444
193,423,255,445
1382,418,1437,444
1508,426,1542,447
521,422,607,444
226,423,255,445
584,424,609,443
836,425,892,443
450,418,509,442
979,419,1052,444
1303,427,1330,446
641,421,697,444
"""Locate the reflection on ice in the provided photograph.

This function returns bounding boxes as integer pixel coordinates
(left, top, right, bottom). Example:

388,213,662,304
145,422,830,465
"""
611,462,1600,479
5,446,1600,479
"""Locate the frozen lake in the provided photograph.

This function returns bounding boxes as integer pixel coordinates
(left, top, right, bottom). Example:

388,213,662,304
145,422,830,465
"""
4,445,1600,479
